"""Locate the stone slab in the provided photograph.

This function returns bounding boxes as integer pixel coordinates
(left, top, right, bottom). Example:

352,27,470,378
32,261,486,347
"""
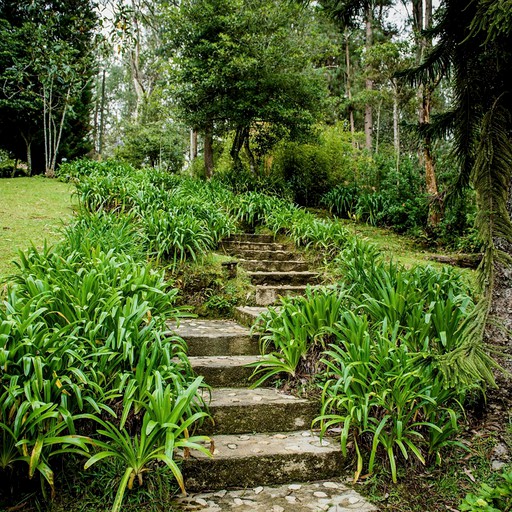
181,431,344,491
166,319,259,356
224,249,297,261
221,241,288,252
189,355,262,387
200,387,318,434
248,271,320,286
234,306,273,328
255,285,309,306
240,259,310,272
175,480,378,511
224,234,275,243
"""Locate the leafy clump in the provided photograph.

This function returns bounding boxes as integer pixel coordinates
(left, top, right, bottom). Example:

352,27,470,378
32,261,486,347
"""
460,471,512,511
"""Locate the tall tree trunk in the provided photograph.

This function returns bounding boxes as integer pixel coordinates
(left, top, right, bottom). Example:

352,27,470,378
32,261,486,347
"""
130,2,145,119
392,78,400,170
345,30,355,143
21,133,32,176
98,69,106,158
190,129,198,161
487,181,512,377
230,126,247,169
364,5,374,151
204,123,214,178
413,0,440,225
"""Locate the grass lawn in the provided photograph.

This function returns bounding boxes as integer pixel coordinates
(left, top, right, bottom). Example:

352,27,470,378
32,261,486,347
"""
0,176,74,281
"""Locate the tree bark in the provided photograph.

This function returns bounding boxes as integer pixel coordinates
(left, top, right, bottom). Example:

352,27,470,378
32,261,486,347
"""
413,0,440,225
190,129,198,161
204,124,214,178
486,181,512,363
364,5,374,152
345,30,355,142
230,126,248,169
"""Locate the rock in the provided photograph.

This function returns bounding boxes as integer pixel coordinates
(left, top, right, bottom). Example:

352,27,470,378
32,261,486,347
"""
348,496,360,504
253,486,264,495
227,443,238,449
273,506,285,512
285,496,297,503
194,498,208,506
313,491,328,498
288,484,302,490
213,490,227,498
233,497,244,506
323,482,340,489
492,460,506,471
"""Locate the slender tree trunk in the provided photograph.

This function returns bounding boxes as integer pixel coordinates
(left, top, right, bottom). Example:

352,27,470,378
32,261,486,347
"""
375,99,382,154
204,123,214,178
413,0,440,225
130,2,145,119
99,69,106,157
345,30,355,142
21,133,32,176
392,79,400,171
364,5,374,151
190,129,198,161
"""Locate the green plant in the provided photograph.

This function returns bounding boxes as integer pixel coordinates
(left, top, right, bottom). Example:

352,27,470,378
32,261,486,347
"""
460,471,512,511
84,377,210,512
248,287,349,386
315,314,466,483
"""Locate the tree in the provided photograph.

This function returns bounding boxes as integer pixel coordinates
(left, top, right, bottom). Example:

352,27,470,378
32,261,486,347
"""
319,0,392,151
167,0,328,176
407,0,512,384
0,0,98,175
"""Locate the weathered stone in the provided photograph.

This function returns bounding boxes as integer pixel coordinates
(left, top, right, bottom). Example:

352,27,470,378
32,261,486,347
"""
248,271,320,286
182,431,344,491
189,355,262,387
239,259,310,272
166,319,260,356
201,387,319,435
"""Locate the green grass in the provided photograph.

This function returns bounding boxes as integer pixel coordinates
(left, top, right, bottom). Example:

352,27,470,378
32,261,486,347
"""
0,176,74,280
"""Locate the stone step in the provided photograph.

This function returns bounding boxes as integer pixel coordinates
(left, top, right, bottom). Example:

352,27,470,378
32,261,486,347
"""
175,481,378,511
225,233,275,243
234,306,272,328
189,355,262,387
181,431,344,492
165,319,259,356
201,388,318,435
239,259,310,272
229,249,297,261
255,285,309,306
248,271,320,286
221,241,288,253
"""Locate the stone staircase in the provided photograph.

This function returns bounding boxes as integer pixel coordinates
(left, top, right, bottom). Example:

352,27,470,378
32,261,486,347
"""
166,234,377,511
220,233,320,307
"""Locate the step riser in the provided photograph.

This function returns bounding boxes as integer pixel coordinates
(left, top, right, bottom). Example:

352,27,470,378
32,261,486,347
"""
233,307,268,328
193,364,255,387
249,273,319,286
203,402,318,435
226,249,297,261
187,335,260,357
240,260,309,272
182,452,343,492
225,234,275,243
255,287,307,306
221,242,287,252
